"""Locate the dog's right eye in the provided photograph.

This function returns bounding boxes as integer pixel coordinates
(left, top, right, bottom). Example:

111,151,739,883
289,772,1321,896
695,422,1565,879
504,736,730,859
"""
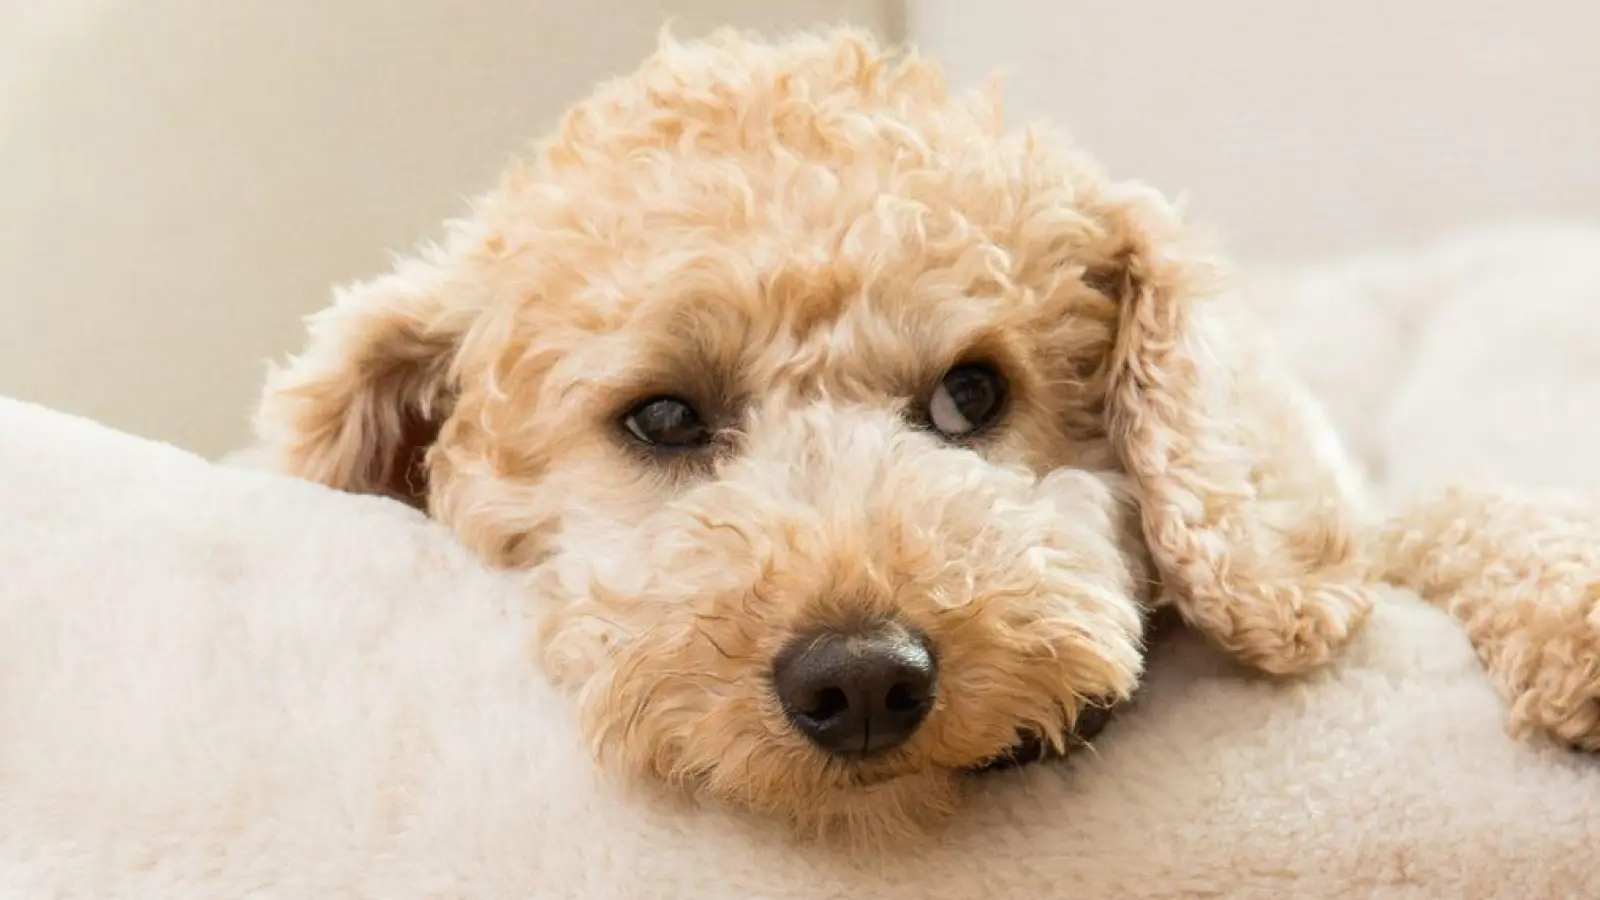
623,397,711,449
927,364,1006,438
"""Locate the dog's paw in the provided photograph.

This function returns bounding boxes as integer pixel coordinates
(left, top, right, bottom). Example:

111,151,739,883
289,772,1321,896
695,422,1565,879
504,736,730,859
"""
1498,619,1600,752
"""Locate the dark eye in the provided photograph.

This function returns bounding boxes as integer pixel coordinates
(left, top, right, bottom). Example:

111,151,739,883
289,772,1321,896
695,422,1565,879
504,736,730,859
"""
927,364,1006,438
623,396,711,449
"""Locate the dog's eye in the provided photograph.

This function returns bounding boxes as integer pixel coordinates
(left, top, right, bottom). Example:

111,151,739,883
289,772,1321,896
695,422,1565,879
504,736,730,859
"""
623,396,711,449
927,364,1006,438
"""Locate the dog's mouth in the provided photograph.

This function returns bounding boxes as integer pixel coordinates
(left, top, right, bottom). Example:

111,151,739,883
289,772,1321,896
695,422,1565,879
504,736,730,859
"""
966,605,1165,774
965,701,1121,774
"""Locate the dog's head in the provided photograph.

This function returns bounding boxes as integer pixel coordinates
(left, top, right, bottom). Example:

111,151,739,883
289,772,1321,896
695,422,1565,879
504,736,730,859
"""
256,28,1372,841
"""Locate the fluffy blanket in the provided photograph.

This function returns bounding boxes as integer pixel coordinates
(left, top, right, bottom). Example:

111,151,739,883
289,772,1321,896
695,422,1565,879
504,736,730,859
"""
2,224,1599,898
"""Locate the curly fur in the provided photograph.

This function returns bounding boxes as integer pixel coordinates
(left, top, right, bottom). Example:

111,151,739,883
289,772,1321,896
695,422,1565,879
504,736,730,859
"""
253,27,1594,840
1378,486,1600,750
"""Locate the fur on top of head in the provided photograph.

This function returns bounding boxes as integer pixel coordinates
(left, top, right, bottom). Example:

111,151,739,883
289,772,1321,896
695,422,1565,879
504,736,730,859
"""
255,26,1375,841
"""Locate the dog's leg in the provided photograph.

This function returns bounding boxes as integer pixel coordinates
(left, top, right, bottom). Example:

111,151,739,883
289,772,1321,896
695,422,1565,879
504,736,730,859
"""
1376,485,1600,751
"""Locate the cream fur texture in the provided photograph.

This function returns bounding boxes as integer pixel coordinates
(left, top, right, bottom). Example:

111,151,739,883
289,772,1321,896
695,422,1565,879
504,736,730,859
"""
253,28,1381,839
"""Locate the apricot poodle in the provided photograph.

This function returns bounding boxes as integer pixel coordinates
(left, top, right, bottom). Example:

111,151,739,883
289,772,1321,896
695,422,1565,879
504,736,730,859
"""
254,27,1600,841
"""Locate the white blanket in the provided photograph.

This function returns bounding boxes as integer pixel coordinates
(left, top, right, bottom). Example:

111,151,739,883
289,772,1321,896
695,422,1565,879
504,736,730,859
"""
3,224,1599,898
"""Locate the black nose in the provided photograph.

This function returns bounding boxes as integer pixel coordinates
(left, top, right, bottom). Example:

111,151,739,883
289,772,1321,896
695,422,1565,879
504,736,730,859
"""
772,626,936,758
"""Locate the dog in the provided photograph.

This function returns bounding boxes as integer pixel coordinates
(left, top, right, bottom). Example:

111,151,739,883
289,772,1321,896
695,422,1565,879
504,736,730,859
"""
254,27,1597,841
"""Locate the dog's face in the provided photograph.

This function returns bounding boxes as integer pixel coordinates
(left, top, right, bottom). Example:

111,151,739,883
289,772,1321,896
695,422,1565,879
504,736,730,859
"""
258,29,1373,842
430,35,1152,838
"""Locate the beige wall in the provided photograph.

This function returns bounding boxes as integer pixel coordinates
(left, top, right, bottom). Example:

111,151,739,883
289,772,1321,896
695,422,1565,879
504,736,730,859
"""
907,0,1600,264
0,0,894,456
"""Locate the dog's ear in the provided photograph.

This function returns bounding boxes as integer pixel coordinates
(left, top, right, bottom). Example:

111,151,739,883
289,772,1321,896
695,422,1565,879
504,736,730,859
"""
1092,184,1376,675
254,249,484,507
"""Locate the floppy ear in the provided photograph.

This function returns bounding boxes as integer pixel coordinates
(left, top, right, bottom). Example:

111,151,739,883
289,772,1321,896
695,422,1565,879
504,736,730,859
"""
1096,184,1377,675
254,251,483,507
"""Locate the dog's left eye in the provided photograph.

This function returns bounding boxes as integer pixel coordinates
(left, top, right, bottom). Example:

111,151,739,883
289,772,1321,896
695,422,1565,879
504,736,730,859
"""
927,364,1006,438
623,396,711,449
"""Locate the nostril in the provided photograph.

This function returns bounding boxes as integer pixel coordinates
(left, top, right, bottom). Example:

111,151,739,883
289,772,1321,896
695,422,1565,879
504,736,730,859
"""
884,681,927,714
798,686,850,722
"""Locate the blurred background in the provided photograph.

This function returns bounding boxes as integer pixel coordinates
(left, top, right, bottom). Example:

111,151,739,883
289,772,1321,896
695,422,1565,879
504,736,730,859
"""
1,0,1596,457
